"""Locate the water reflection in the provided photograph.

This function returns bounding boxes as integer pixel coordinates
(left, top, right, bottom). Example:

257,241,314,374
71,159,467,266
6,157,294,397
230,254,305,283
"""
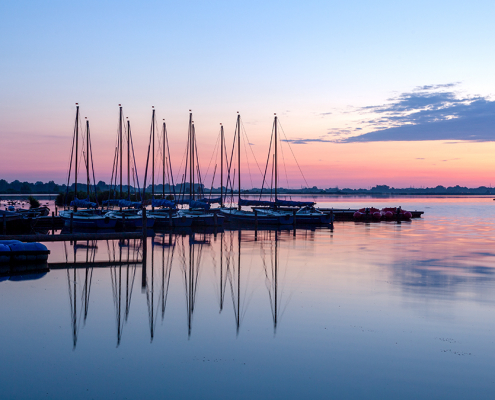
54,229,297,347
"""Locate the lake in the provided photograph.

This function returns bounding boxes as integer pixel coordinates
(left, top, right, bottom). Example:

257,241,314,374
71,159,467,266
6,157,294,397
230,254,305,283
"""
1,196,494,399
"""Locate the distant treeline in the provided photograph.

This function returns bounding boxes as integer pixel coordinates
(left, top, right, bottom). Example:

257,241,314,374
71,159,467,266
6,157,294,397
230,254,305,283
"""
1,179,495,195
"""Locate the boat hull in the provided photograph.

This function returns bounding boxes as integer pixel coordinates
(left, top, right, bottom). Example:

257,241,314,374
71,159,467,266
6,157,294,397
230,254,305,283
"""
147,213,194,228
59,212,117,229
220,209,293,225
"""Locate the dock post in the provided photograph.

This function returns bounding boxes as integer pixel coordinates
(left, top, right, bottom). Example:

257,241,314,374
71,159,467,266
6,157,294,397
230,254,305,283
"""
55,206,58,216
254,209,258,240
141,207,147,289
330,210,334,229
2,214,6,235
70,212,73,234
293,210,297,236
51,211,55,234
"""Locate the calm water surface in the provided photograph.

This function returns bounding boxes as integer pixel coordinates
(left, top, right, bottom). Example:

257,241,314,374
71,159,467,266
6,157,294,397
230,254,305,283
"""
1,196,495,399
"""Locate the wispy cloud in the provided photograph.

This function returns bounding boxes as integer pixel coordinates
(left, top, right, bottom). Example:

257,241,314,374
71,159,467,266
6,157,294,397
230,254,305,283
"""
343,83,495,142
287,84,495,144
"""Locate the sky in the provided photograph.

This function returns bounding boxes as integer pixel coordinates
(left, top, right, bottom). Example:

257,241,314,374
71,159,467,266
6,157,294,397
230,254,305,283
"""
1,0,495,189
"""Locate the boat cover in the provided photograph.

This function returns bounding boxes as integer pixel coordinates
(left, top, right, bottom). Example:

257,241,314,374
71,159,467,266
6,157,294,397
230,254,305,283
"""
189,200,211,210
118,200,142,208
198,197,222,204
152,199,176,208
70,199,97,208
103,200,142,208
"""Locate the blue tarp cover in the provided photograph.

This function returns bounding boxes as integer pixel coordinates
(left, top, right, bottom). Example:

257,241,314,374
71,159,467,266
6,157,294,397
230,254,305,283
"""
118,200,142,208
189,201,211,210
198,197,222,204
103,200,142,208
152,199,176,208
71,198,97,208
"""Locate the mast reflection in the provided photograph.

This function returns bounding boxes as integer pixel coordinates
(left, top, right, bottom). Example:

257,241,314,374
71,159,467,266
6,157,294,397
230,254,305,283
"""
65,240,96,349
62,227,299,347
109,239,140,347
145,233,175,342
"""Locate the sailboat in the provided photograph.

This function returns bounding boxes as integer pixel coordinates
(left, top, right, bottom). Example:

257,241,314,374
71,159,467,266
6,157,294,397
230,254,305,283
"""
104,105,154,229
140,114,193,227
219,113,293,225
251,115,332,225
60,104,117,229
176,111,225,226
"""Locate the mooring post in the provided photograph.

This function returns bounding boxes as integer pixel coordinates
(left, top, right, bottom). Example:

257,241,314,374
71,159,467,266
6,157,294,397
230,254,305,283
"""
2,214,6,235
70,212,73,234
55,206,58,216
141,207,147,289
51,211,55,234
330,210,334,229
254,209,258,240
293,210,297,236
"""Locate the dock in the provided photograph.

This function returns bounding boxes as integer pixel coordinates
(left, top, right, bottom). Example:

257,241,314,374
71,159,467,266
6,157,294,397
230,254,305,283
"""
0,231,147,242
318,208,424,221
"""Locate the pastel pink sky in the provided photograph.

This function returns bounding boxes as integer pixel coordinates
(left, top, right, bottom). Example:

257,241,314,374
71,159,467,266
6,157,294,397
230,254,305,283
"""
1,108,494,189
2,1,495,189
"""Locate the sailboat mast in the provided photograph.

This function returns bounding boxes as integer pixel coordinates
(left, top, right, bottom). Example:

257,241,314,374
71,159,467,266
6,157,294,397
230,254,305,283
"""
274,114,278,204
189,111,193,199
152,107,155,201
86,118,90,197
163,120,166,198
74,104,79,198
192,122,195,200
127,119,130,199
119,105,123,198
237,113,241,210
220,124,224,208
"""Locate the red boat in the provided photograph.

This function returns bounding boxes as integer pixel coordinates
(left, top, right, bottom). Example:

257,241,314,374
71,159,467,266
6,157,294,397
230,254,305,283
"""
381,207,412,220
353,207,381,220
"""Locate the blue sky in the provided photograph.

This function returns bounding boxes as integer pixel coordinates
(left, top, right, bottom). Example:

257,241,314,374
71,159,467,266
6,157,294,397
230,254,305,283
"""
1,0,495,187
